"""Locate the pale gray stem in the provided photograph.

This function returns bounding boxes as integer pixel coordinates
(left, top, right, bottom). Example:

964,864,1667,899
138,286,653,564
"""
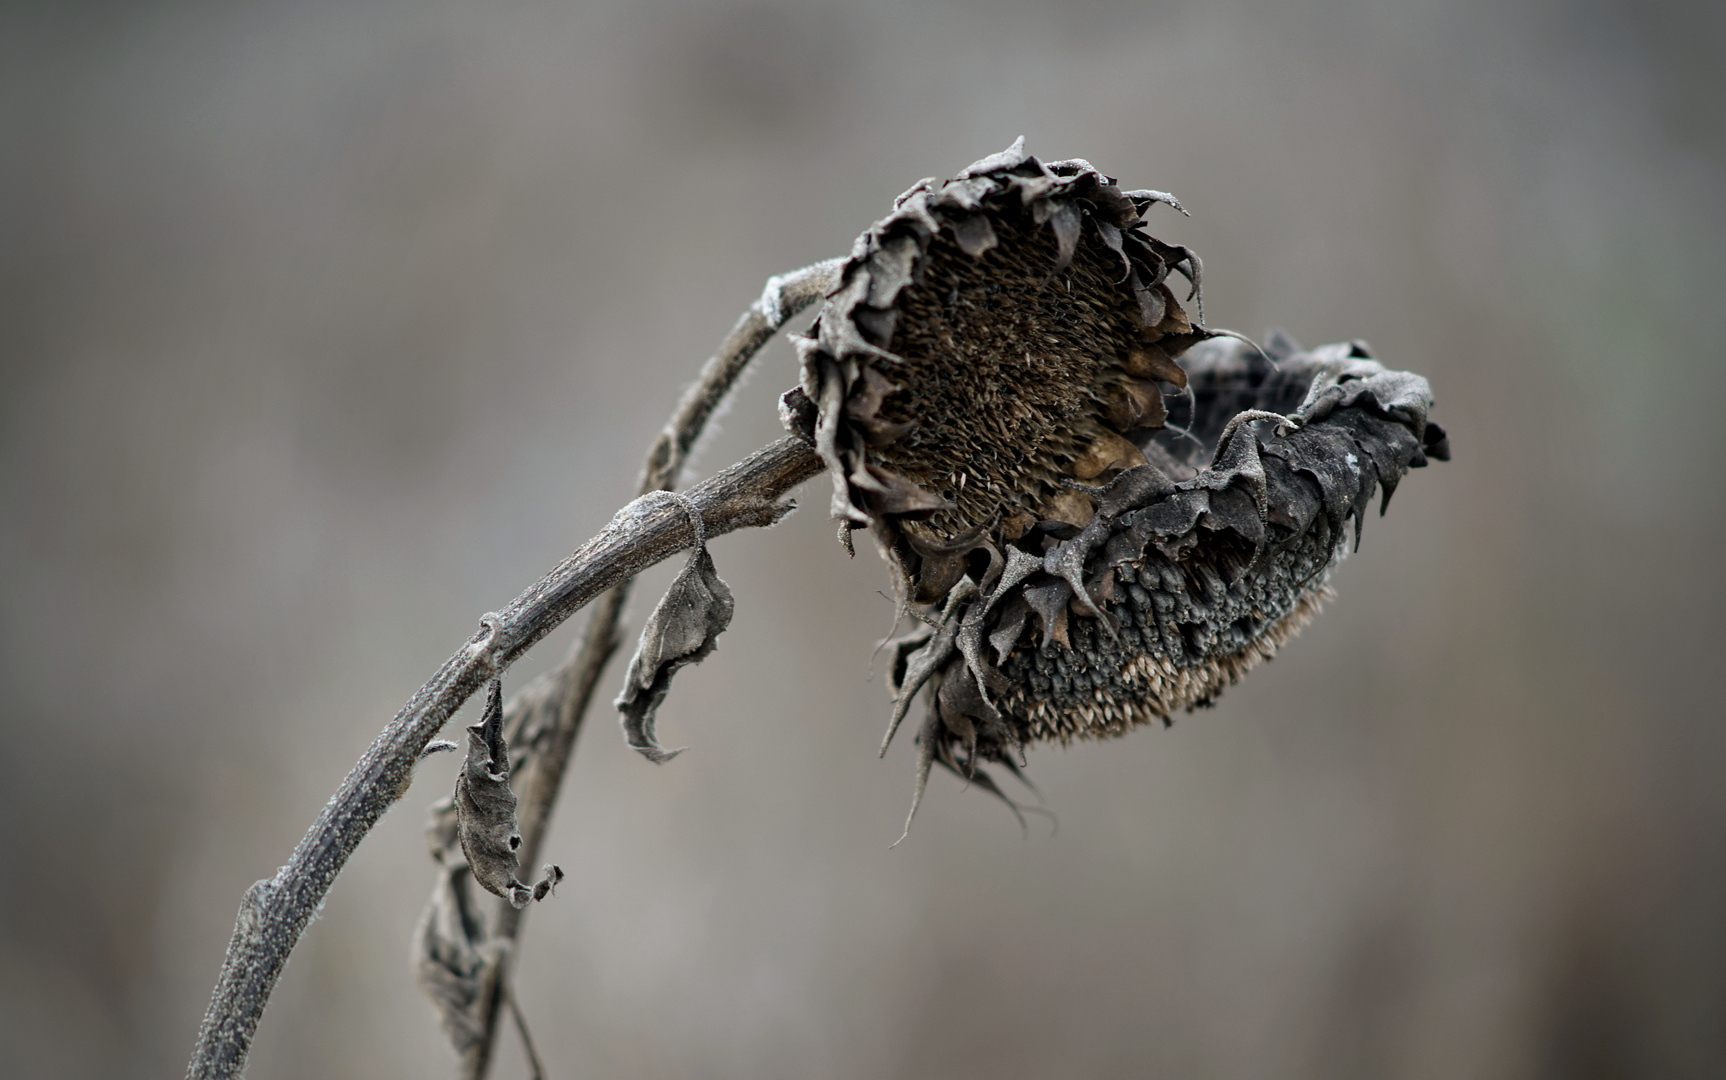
455,258,839,1080
187,258,839,1080
185,437,822,1080
506,991,547,1080
641,258,842,492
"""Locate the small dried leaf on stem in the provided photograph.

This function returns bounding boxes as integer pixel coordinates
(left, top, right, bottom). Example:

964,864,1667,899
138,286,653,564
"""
186,437,820,1080
431,259,840,1080
455,679,564,909
616,496,735,763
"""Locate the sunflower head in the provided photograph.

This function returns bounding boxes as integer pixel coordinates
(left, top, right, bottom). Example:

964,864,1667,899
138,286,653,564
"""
778,142,1448,826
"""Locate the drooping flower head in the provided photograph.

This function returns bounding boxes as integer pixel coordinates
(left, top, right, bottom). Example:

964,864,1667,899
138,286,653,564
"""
780,141,1448,828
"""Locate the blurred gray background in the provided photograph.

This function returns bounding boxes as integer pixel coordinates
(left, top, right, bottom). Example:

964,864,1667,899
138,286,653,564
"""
3,0,1723,1077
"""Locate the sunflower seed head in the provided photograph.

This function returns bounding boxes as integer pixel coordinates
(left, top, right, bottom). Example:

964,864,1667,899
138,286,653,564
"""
782,144,1447,832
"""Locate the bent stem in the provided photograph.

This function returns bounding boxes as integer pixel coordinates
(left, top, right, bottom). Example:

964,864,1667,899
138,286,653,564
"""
185,258,837,1080
185,437,821,1080
453,259,839,1079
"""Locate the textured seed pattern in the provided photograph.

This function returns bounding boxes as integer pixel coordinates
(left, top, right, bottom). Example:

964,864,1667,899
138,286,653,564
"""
874,214,1158,537
996,527,1340,746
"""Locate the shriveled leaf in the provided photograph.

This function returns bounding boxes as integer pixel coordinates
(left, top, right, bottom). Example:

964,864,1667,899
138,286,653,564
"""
455,679,563,909
616,542,734,763
414,845,500,1052
414,791,502,1055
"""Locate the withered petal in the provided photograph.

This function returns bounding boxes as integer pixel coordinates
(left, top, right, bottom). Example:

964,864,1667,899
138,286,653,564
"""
956,135,1031,179
953,213,998,257
1047,202,1082,271
1092,219,1133,283
1104,379,1169,432
853,465,949,516
1135,280,1167,329
1097,463,1178,518
988,593,1032,664
1070,430,1146,480
1122,342,1189,388
1154,283,1193,336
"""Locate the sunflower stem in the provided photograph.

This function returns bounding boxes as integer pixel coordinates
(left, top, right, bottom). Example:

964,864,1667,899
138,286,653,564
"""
451,257,839,1080
190,257,841,1080
184,436,820,1080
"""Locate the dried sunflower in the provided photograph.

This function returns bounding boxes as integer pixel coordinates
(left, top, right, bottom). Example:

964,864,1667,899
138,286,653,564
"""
780,140,1449,833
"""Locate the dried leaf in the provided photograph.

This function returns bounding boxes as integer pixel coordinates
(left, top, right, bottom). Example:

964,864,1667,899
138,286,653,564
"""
413,840,501,1054
616,537,735,763
455,679,563,910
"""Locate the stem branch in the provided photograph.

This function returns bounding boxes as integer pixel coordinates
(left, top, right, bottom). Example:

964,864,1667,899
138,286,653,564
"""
185,437,820,1080
186,257,838,1080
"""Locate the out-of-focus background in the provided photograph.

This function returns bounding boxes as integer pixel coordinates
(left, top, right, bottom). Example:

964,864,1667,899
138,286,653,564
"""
4,0,1723,1076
